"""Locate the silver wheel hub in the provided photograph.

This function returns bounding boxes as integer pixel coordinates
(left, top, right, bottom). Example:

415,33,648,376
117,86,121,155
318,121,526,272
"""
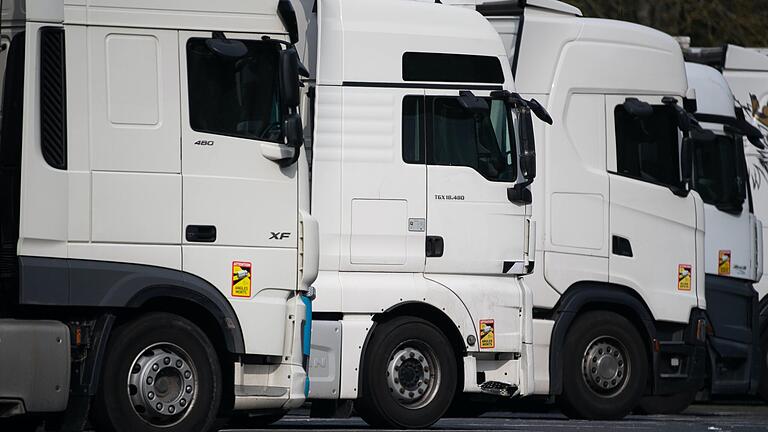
128,343,197,426
582,337,628,396
386,344,439,409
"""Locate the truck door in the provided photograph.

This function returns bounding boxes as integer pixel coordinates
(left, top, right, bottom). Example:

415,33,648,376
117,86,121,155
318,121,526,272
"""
422,90,529,276
606,95,702,323
179,32,298,355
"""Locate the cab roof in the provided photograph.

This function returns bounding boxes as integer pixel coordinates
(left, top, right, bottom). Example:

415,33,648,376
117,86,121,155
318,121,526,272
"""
515,8,687,96
685,62,736,119
316,0,512,87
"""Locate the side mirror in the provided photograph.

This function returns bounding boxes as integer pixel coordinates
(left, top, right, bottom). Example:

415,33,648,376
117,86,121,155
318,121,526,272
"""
205,35,248,58
458,91,490,115
677,137,694,197
284,113,304,148
623,98,653,118
519,110,537,181
279,46,302,108
528,98,553,125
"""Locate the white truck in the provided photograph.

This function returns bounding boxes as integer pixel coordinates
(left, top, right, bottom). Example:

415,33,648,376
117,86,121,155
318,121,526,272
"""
640,62,764,412
449,0,711,418
689,44,768,399
290,0,551,428
0,1,316,431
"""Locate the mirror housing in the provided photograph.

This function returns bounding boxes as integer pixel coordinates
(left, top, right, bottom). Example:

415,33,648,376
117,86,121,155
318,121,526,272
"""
623,98,653,118
279,46,302,108
676,137,694,197
519,110,537,181
284,113,304,148
458,91,490,115
205,32,248,58
528,98,553,125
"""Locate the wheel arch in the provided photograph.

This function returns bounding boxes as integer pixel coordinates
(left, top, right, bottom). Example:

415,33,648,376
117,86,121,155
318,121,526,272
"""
548,281,657,395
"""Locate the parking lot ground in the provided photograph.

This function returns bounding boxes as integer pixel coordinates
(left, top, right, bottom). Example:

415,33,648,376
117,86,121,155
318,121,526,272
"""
223,402,768,432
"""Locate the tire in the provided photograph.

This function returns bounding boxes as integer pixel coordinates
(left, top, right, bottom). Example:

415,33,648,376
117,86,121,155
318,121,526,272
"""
354,316,458,429
758,328,768,400
634,390,696,415
557,311,648,420
92,312,223,432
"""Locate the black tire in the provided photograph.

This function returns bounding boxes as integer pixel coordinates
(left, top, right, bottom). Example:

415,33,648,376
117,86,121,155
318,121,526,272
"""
557,311,648,420
758,328,768,400
354,316,458,429
634,390,697,415
92,312,223,432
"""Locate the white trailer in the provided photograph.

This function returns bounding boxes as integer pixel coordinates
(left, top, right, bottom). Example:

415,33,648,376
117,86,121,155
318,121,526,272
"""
0,1,316,431
291,0,551,428
440,0,711,419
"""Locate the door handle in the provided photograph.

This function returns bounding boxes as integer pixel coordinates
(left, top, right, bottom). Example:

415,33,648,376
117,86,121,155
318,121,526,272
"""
186,225,217,243
426,236,444,258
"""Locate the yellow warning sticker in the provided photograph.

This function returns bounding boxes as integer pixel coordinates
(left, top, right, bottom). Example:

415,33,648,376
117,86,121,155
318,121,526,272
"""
479,320,495,349
718,250,731,276
232,261,252,298
678,264,692,291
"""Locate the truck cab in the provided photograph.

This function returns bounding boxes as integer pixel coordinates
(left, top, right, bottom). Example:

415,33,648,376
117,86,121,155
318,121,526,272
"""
293,0,549,428
0,1,316,430
694,44,768,399
684,62,763,401
457,0,709,419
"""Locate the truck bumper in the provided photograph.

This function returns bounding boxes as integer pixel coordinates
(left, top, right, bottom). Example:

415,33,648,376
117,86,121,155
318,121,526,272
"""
0,320,70,415
704,275,759,395
651,309,708,395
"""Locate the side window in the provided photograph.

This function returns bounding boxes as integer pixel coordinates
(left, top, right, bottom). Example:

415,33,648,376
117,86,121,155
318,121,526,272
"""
402,96,424,164
187,38,282,142
428,97,517,182
614,105,681,187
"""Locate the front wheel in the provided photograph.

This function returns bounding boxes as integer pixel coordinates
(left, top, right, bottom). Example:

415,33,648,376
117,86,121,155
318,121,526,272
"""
558,311,648,420
758,328,768,400
92,312,223,432
355,316,457,429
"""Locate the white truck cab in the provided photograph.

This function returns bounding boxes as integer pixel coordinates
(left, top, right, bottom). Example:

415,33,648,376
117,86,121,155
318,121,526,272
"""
293,0,550,428
683,62,764,403
451,0,710,419
0,1,316,431
685,44,768,399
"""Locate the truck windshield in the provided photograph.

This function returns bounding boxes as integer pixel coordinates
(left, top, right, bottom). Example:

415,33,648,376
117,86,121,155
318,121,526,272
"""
693,133,746,212
186,38,282,142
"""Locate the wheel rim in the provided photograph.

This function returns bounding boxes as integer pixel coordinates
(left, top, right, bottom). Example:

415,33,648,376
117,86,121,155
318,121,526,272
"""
581,336,629,398
127,342,198,427
385,340,440,410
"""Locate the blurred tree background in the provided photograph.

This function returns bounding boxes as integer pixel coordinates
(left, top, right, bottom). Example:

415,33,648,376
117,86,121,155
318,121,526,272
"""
566,0,768,47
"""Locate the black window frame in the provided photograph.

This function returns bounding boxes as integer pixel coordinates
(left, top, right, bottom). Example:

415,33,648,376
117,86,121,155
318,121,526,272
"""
402,94,519,183
186,37,284,144
612,104,684,190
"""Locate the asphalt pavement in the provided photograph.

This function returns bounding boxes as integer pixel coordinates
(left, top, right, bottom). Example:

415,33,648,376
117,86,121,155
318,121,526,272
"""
222,402,768,432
